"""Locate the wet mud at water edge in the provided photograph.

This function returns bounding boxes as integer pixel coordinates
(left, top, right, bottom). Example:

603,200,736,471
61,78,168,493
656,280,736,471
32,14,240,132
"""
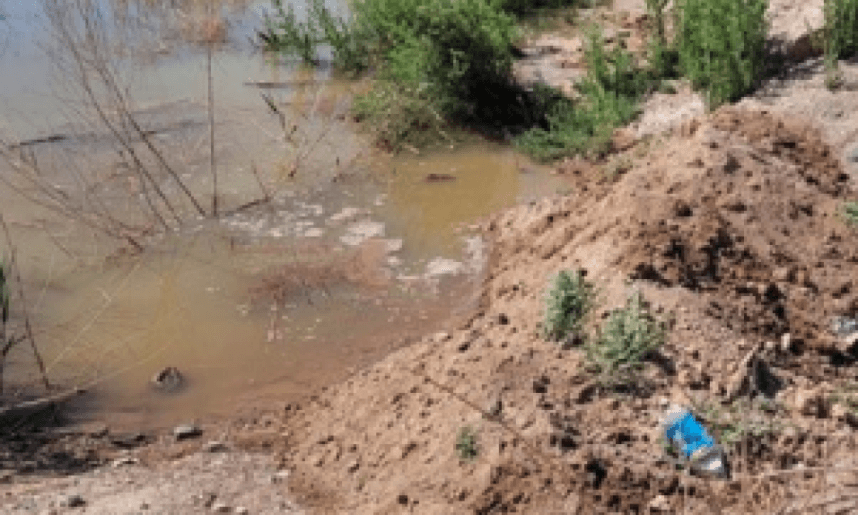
0,0,568,431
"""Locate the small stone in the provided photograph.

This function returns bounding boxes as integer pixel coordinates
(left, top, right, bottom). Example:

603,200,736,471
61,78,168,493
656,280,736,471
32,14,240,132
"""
196,493,217,508
397,494,409,505
780,333,792,353
203,441,229,453
270,470,290,484
112,456,139,467
772,267,791,282
140,502,150,510
346,460,360,473
235,508,249,515
211,501,231,512
174,424,203,441
432,332,450,343
793,388,826,417
648,494,671,511
832,403,849,420
62,494,86,508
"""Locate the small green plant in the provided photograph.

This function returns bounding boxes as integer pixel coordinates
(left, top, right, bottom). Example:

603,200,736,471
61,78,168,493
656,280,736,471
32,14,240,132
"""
697,399,784,449
543,269,597,342
515,24,649,162
824,0,858,62
455,425,479,462
261,0,322,63
586,291,665,384
673,0,768,108
841,201,858,226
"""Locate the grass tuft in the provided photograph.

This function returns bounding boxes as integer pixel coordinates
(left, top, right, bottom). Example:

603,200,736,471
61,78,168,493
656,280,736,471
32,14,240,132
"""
543,269,597,343
455,425,480,462
586,291,665,385
841,201,858,227
673,0,768,109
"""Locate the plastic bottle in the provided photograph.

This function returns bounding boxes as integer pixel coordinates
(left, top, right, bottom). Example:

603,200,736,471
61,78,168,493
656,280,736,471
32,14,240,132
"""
662,405,727,478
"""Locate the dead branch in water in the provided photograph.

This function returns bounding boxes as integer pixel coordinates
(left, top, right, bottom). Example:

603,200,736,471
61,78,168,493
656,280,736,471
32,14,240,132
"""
0,214,51,393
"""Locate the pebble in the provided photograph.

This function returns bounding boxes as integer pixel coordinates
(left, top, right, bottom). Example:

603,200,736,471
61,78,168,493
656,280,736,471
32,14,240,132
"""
174,424,203,441
648,494,671,511
111,456,139,467
61,494,86,508
235,507,249,515
270,470,290,484
203,440,229,453
211,501,232,512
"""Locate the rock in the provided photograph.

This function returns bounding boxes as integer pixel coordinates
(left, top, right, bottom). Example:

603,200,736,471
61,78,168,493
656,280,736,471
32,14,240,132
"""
785,30,824,62
270,470,290,484
211,501,232,512
432,331,451,343
151,366,185,393
793,388,827,417
648,494,671,512
112,456,139,467
424,173,456,182
196,493,217,508
780,333,792,353
611,127,637,152
61,494,86,508
204,440,229,453
235,508,249,515
174,424,203,441
110,432,148,449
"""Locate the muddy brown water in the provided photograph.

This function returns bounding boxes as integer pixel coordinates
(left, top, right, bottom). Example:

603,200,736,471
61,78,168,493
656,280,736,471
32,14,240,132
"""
0,0,566,430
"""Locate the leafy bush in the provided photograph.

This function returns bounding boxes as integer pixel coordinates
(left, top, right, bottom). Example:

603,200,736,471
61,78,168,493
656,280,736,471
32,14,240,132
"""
261,0,322,63
825,0,858,60
543,269,597,342
673,0,768,108
455,425,479,462
841,201,858,226
586,291,665,385
516,25,649,162
351,77,452,152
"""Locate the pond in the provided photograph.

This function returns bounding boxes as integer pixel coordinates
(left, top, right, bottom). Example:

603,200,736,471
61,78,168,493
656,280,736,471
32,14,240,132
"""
0,0,566,430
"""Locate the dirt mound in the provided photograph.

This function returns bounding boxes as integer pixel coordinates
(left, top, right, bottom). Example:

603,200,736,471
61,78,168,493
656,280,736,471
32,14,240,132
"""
276,107,858,513
621,108,855,352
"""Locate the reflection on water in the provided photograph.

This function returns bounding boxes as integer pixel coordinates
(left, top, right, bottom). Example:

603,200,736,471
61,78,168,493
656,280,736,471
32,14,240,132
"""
0,0,567,429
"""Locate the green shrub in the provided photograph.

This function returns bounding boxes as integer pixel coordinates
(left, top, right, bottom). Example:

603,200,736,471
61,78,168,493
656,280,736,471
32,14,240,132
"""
352,76,452,152
543,269,597,342
516,25,649,162
841,201,858,226
455,425,479,462
825,0,858,60
261,0,322,63
586,291,665,385
673,0,768,108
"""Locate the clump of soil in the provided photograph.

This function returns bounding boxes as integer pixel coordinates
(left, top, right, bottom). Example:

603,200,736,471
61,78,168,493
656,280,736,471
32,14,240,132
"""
274,106,858,513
